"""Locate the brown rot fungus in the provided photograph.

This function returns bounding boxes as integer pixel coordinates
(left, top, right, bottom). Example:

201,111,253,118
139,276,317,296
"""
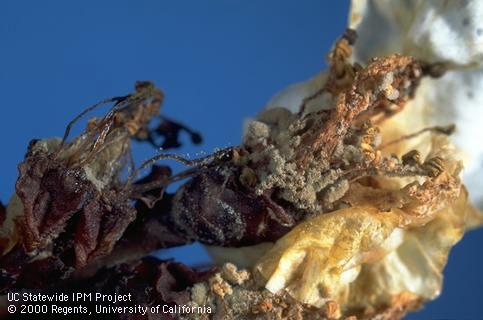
170,31,450,247
168,28,480,319
1,3,483,317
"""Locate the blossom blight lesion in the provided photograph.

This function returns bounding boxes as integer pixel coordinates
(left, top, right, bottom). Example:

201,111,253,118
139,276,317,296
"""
248,1,483,318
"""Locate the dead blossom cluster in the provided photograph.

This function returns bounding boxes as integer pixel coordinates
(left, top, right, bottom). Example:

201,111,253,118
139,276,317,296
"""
0,25,481,320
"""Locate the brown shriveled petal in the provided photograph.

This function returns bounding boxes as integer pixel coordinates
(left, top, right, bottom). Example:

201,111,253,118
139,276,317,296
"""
15,151,95,252
0,188,191,292
74,193,192,279
128,258,216,305
13,144,139,270
5,153,192,290
76,258,214,320
171,165,295,246
342,171,461,228
155,262,207,305
132,164,173,209
74,192,137,268
296,54,422,167
1,157,137,291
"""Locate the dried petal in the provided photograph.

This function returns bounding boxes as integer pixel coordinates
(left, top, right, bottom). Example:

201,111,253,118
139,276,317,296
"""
256,206,401,307
74,193,136,267
255,189,470,316
15,149,95,252
171,165,293,246
0,82,177,292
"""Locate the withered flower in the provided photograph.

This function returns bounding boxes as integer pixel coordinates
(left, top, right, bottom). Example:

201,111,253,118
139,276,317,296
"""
173,34,450,247
0,82,199,291
1,2,483,319
191,3,483,319
14,82,162,265
241,1,483,318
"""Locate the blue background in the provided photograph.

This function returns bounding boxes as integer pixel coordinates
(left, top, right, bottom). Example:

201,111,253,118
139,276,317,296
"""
0,1,482,319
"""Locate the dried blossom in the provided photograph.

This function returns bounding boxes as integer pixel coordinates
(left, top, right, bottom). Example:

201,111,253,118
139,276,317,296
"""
171,34,448,248
190,16,480,320
12,81,162,266
0,81,199,291
220,3,483,316
1,2,483,319
171,161,295,246
255,135,465,309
